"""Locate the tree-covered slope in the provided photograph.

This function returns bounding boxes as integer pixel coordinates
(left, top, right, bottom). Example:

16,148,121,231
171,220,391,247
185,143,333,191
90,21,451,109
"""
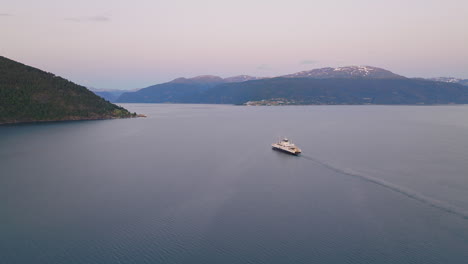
0,56,136,124
203,78,468,105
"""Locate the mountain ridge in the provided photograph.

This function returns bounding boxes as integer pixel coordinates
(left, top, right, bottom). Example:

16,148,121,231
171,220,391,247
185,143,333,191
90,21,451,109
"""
428,77,468,86
116,65,468,105
281,66,405,79
202,77,468,105
169,75,265,84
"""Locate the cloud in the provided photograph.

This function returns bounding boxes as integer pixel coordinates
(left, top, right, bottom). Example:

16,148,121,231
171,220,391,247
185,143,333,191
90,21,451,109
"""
65,16,110,22
0,13,12,17
300,60,318,65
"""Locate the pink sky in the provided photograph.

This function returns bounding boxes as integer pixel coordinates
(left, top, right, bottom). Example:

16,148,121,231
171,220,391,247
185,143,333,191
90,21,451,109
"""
1,0,467,89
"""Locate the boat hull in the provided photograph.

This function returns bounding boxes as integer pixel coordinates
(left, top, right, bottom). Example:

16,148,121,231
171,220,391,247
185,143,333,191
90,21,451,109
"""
272,146,301,156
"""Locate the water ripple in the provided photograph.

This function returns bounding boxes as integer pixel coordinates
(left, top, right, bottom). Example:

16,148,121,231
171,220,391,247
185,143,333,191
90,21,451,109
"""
301,154,468,220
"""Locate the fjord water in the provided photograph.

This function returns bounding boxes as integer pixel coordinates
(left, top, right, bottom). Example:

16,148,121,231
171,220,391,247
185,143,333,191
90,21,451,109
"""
1,104,468,264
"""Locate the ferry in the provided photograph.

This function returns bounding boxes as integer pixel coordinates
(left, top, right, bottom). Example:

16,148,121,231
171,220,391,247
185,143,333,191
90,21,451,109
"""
272,138,302,155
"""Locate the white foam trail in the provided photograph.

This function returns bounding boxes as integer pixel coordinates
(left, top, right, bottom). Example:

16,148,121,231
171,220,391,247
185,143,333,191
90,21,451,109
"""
301,155,468,220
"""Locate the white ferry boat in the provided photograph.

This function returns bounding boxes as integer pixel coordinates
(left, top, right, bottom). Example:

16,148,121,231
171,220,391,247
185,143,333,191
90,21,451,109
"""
272,138,302,155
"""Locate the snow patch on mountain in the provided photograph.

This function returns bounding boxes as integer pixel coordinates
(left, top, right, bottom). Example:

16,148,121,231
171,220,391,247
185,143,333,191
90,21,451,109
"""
282,66,404,79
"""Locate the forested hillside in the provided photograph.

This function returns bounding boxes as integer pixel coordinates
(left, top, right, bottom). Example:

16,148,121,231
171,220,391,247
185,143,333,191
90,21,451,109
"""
0,56,136,124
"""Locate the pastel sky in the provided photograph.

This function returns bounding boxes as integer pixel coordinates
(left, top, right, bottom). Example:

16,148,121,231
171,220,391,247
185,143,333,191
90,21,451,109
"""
1,0,467,89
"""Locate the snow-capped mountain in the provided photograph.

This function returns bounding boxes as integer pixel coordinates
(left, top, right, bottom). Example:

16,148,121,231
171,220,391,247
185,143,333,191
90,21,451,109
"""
224,75,265,83
429,77,461,83
171,75,225,84
282,66,404,79
170,75,265,84
166,66,402,85
117,65,468,104
428,77,468,86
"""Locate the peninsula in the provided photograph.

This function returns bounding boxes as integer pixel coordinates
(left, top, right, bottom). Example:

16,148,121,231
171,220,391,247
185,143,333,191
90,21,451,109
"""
0,56,137,125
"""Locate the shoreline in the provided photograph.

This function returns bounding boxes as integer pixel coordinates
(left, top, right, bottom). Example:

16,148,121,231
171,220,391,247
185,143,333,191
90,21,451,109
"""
0,115,143,126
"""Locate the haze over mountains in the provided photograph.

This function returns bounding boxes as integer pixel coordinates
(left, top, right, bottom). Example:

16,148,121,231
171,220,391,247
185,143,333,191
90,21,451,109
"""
91,89,128,102
114,66,468,105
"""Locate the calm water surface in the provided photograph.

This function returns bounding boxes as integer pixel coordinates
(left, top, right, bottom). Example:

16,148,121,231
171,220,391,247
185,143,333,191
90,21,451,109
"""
1,104,468,263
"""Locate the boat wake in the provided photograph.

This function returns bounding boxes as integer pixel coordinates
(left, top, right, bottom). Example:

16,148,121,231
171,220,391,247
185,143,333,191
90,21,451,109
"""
300,154,468,220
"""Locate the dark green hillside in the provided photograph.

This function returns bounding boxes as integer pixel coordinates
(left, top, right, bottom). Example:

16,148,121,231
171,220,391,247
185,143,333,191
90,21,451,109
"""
0,56,136,124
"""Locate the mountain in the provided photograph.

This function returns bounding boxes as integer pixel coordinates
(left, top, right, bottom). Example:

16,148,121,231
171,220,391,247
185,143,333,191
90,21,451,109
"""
171,75,225,84
115,66,468,105
458,80,468,86
91,89,129,102
116,75,264,103
224,75,266,83
282,66,404,79
117,75,225,103
428,77,468,86
169,75,264,84
0,56,136,124
202,78,468,105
